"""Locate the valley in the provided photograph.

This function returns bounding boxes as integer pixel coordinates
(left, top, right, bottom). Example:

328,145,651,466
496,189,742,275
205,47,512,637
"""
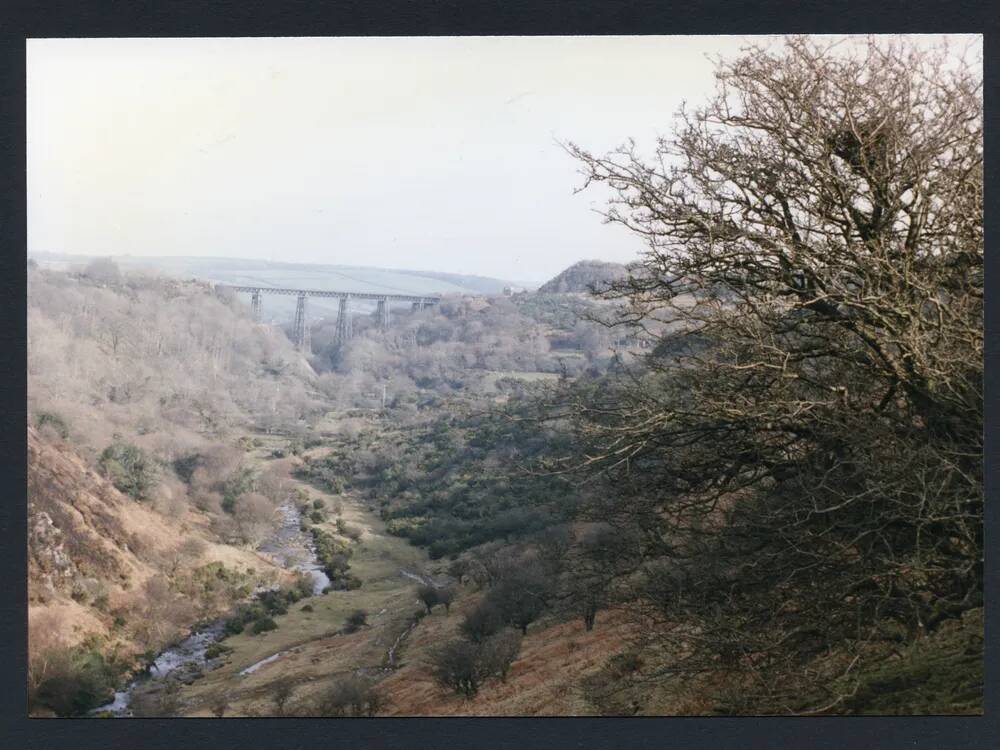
95,429,633,718
26,258,639,717
22,34,984,726
27,240,984,717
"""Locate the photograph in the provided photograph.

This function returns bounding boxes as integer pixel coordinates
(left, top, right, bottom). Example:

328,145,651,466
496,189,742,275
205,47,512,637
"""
25,33,983,718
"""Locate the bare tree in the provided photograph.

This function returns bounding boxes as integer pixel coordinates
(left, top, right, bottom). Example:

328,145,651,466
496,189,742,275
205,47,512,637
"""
491,563,553,635
315,675,381,717
431,640,485,698
271,677,296,716
479,628,523,682
461,598,504,643
557,36,982,712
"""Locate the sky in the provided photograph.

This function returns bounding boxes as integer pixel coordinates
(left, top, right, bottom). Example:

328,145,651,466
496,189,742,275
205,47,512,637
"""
25,35,973,283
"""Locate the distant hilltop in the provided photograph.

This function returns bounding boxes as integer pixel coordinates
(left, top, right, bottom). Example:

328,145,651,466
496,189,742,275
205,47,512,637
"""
537,259,629,294
28,252,524,297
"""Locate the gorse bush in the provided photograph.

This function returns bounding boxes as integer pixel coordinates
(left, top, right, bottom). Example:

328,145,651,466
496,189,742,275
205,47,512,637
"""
30,647,124,716
251,616,278,634
221,467,258,514
98,440,158,501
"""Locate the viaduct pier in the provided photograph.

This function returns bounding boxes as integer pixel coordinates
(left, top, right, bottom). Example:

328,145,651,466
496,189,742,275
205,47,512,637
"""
218,285,439,353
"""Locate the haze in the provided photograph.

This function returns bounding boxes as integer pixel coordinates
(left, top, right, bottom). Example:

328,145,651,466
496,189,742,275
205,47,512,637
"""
27,36,785,282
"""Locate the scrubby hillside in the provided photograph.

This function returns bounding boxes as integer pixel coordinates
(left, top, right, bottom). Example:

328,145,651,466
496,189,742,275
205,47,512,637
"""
26,262,331,715
307,292,626,412
27,263,331,539
28,263,320,462
536,260,628,294
27,427,287,716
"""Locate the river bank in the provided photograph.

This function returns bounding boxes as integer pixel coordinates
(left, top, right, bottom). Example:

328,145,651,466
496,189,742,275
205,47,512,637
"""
92,496,325,717
127,438,436,716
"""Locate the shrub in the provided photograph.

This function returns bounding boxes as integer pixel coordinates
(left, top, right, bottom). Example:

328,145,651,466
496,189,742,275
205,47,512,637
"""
204,643,232,660
431,640,485,698
258,589,292,615
479,628,523,681
345,525,363,542
34,411,69,439
461,599,503,643
221,467,257,514
237,436,263,452
301,604,314,613
316,676,382,717
31,648,120,717
293,572,315,599
99,440,158,501
437,586,457,614
417,584,439,614
224,617,246,635
310,510,325,524
608,651,643,676
251,616,278,634
313,499,325,510
343,609,368,633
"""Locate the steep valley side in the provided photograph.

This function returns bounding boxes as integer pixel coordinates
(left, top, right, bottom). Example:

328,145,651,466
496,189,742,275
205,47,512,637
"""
27,427,292,716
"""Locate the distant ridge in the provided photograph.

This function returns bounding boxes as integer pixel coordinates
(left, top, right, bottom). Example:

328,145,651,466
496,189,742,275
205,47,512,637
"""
29,253,521,295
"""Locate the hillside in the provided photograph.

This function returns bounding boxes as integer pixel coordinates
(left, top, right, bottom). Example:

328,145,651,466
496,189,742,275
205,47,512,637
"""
536,260,628,294
29,253,522,322
28,427,287,715
28,265,321,461
122,436,635,718
27,263,329,715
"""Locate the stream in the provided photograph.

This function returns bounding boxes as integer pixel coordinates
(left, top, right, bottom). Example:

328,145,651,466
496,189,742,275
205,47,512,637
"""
92,500,329,717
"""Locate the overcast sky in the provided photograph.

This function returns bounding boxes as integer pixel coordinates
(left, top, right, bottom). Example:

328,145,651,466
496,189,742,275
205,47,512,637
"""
27,35,967,282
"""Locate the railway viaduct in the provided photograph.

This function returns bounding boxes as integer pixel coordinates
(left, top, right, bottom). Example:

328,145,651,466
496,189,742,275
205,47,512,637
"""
218,285,439,353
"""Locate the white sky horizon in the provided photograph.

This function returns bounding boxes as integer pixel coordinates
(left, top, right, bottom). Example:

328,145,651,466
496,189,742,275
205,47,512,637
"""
27,35,976,283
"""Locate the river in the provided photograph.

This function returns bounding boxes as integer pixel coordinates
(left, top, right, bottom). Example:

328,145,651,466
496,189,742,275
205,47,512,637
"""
92,500,329,717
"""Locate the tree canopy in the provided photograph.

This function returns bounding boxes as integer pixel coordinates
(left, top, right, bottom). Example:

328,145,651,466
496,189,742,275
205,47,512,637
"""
556,36,982,712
